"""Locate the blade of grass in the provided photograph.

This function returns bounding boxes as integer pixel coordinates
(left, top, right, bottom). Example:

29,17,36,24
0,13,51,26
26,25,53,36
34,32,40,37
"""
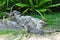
36,10,45,19
22,8,29,14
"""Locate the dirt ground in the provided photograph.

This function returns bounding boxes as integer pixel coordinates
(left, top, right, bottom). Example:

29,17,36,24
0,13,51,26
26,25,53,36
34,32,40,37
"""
0,32,60,40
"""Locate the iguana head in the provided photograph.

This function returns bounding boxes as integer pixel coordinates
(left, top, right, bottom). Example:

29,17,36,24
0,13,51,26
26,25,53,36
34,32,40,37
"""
10,10,21,17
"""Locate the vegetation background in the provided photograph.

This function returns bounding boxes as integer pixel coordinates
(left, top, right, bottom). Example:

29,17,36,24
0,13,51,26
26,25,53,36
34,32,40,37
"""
0,0,60,34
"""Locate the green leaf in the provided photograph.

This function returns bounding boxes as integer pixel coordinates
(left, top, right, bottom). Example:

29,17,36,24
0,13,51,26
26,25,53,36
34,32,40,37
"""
45,3,60,8
7,7,11,10
0,0,6,6
36,10,44,19
7,0,9,7
29,0,34,9
15,3,29,7
36,9,47,12
36,0,38,5
39,0,51,6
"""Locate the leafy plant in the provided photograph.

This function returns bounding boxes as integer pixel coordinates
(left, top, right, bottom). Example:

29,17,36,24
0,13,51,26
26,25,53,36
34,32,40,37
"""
15,0,60,19
0,0,21,11
0,0,60,19
0,0,6,11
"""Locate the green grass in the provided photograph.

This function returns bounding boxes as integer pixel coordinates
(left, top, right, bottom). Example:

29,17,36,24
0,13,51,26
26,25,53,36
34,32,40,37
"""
0,30,28,35
44,13,60,30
